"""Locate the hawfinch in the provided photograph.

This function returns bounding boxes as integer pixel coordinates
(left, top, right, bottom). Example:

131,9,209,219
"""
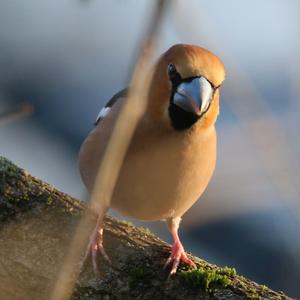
79,44,225,275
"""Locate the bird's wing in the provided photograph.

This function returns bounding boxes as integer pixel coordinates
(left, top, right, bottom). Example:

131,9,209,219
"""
94,88,128,125
80,88,127,192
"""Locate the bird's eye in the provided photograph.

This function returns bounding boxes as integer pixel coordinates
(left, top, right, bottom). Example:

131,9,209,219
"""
167,63,181,86
167,63,177,76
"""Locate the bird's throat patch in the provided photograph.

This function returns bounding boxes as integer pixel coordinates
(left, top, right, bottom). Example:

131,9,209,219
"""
168,103,199,130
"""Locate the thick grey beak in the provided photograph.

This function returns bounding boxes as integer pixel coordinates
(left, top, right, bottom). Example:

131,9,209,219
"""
173,77,213,116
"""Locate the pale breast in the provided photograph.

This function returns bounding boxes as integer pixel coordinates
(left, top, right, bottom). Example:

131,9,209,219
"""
79,107,216,221
111,123,217,221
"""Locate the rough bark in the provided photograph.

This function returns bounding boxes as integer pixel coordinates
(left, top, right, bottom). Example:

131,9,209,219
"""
0,156,293,300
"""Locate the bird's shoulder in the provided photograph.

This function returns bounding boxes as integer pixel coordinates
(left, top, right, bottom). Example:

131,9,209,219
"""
95,88,128,125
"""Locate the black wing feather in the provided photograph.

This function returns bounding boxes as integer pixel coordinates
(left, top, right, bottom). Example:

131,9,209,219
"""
95,88,128,125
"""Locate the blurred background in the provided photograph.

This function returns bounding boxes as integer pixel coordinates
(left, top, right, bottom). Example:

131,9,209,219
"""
0,0,300,297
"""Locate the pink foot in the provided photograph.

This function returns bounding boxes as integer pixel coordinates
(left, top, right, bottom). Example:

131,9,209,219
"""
164,240,196,275
165,217,196,276
84,221,111,274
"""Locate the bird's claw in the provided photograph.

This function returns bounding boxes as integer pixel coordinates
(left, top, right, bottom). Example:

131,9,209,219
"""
84,227,111,274
164,241,196,277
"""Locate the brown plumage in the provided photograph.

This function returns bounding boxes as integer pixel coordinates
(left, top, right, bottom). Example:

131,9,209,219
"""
79,44,225,275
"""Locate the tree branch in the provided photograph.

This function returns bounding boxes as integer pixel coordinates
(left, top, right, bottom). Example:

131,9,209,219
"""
0,157,293,300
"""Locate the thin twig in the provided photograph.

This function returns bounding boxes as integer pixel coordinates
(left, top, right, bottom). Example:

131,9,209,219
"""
50,1,170,299
0,103,34,126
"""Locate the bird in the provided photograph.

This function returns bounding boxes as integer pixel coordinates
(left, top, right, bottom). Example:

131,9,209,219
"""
79,43,225,275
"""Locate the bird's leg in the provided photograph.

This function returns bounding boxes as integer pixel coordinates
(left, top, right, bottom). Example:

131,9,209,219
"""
165,217,196,276
85,215,111,274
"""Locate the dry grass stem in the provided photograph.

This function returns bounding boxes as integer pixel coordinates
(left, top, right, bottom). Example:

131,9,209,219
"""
50,1,170,299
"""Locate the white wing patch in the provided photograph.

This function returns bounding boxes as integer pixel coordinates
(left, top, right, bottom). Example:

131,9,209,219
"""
95,107,111,124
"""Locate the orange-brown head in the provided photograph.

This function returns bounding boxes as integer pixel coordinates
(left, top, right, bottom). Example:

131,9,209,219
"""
147,44,225,130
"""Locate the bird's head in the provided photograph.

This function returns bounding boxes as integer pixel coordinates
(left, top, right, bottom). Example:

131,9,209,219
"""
147,44,225,130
